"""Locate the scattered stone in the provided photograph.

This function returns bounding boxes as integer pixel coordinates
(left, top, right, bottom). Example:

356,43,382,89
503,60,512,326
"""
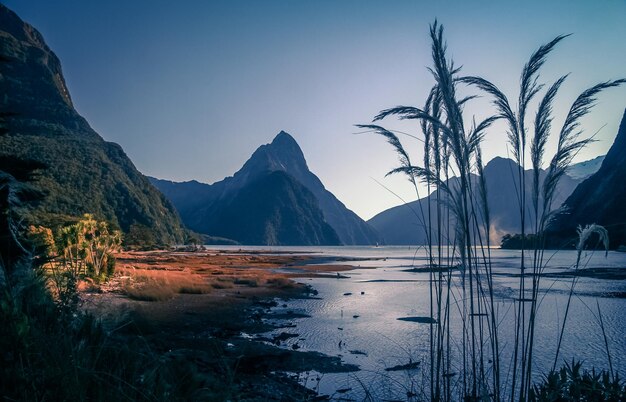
397,316,437,324
274,323,297,329
267,311,311,319
385,361,421,371
273,332,299,343
255,300,279,308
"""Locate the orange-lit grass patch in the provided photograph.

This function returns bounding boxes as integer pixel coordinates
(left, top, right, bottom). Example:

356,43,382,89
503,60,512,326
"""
108,250,344,302
118,267,213,301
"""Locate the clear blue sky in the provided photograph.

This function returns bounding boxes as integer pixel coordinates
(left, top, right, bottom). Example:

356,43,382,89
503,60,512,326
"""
5,0,625,219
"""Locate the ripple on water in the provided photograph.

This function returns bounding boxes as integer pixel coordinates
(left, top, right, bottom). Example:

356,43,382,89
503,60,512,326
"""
250,246,626,399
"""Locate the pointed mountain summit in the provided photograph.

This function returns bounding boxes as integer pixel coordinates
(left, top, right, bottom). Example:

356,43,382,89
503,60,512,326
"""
241,131,380,245
234,131,309,184
548,109,626,248
0,4,185,244
151,131,380,245
270,131,303,157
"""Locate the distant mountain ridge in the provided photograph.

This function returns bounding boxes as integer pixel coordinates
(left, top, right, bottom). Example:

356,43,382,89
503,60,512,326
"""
151,131,380,245
0,4,186,244
548,110,626,248
565,155,605,180
368,156,596,245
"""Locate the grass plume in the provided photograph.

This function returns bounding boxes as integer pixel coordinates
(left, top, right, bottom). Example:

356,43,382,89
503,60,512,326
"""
361,20,624,401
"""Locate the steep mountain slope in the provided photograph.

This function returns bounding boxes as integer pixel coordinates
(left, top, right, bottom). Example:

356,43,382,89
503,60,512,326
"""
152,131,380,245
548,110,626,248
202,171,340,245
368,156,584,245
0,4,185,244
151,170,341,246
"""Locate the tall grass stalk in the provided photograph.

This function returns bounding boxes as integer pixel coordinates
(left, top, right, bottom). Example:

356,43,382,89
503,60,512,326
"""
553,224,609,371
362,20,624,401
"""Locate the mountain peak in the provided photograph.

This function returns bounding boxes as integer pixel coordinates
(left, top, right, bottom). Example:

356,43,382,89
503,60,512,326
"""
484,156,516,171
0,4,185,244
1,4,75,116
154,128,380,245
270,130,302,154
236,130,307,178
272,130,296,144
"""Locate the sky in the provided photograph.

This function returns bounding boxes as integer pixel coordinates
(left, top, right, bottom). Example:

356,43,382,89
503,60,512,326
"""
4,0,626,220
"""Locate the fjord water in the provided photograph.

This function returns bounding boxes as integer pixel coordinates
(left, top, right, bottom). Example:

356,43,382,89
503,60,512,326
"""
212,246,626,399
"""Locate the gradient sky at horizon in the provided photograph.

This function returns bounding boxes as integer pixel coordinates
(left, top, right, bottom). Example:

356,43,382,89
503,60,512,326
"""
5,0,626,220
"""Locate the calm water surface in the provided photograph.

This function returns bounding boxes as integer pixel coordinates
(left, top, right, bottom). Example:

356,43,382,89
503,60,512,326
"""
209,246,626,400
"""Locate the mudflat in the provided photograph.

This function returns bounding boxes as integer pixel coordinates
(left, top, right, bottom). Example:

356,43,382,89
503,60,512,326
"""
81,249,358,400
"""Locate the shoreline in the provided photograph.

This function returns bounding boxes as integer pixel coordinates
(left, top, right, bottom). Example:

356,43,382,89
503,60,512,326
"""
81,249,359,400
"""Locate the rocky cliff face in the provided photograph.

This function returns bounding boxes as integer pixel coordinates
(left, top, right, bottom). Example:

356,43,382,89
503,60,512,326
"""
548,110,626,248
0,4,186,244
152,131,379,245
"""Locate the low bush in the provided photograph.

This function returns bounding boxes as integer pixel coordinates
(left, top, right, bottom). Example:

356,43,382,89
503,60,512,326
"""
530,361,626,401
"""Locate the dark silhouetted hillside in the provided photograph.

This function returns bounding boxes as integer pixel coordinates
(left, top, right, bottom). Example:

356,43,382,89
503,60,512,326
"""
0,4,185,244
548,110,626,248
152,131,379,245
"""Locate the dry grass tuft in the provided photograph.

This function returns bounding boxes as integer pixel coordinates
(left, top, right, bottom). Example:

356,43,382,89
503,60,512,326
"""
123,277,175,301
119,267,213,301
210,279,234,289
233,278,259,287
266,277,296,289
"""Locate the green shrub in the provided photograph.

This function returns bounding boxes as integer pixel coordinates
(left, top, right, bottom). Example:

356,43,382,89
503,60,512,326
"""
29,214,122,289
530,361,626,401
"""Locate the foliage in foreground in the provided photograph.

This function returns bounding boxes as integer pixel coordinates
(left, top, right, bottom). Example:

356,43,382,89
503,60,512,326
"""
364,19,624,401
0,265,208,401
27,214,122,313
0,127,207,400
0,146,316,401
0,155,203,401
530,361,626,401
31,214,122,280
